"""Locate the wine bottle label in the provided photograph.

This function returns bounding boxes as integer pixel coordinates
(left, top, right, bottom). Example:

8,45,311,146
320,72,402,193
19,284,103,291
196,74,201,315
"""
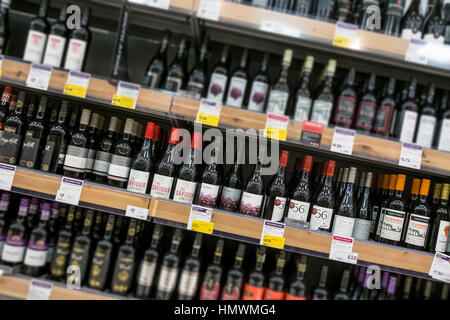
373,105,392,133
111,254,135,294
85,149,97,172
93,151,112,176
145,66,164,89
401,29,422,40
197,183,220,208
199,280,220,300
332,215,355,237
334,96,356,126
239,192,263,217
287,200,310,223
266,90,289,115
24,242,48,267
173,179,197,204
1,237,26,263
137,260,157,287
88,250,111,289
64,39,87,71
242,284,265,300
310,100,333,126
353,218,372,240
107,155,132,182
164,76,182,92
380,208,406,241
23,30,47,63
50,241,70,277
264,288,285,300
186,80,204,97
405,214,430,247
157,266,178,293
399,110,418,143
40,141,56,172
207,73,228,103
423,34,445,43
285,293,307,300
43,35,67,67
64,145,89,173
19,136,40,168
0,200,8,211
355,101,377,129
293,96,312,122
68,244,90,283
0,131,21,164
309,205,334,231
126,169,150,194
150,174,174,199
225,77,247,108
415,115,436,148
221,282,241,300
247,81,269,112
219,186,242,212
178,270,199,297
371,206,379,233
438,119,450,152
435,221,450,252
270,196,287,222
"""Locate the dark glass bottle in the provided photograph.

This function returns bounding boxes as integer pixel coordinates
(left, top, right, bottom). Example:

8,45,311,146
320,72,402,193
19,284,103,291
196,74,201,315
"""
313,265,329,300
335,0,353,22
84,113,100,179
429,184,450,253
286,156,312,227
45,202,60,267
293,56,315,122
334,269,351,300
295,0,312,15
22,0,49,63
0,193,10,257
264,251,286,300
285,255,308,300
109,0,130,81
0,86,12,131
333,68,357,128
220,243,246,300
25,197,39,236
199,239,225,300
242,247,266,300
93,116,120,183
186,37,208,99
163,36,188,93
423,0,445,43
196,149,221,209
42,3,68,68
206,44,229,104
384,0,405,36
266,49,292,115
142,30,171,88
177,233,203,300
373,78,396,136
0,0,10,55
63,6,91,71
264,151,289,222
352,172,373,241
332,167,357,237
354,73,377,132
415,83,437,149
374,174,396,241
239,158,264,217
395,78,419,143
310,60,336,126
247,52,270,113
315,0,336,19
218,158,243,212
401,0,423,39
225,48,249,109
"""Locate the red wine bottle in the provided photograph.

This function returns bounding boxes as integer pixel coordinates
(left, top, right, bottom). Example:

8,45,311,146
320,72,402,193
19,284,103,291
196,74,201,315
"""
142,30,171,88
333,68,357,128
239,158,264,217
63,6,91,71
264,251,286,300
156,229,182,300
415,83,437,148
151,124,160,162
383,0,405,36
109,0,130,81
42,3,68,68
218,158,243,212
242,247,266,300
225,48,249,109
186,37,208,98
220,243,246,300
423,0,445,43
207,44,229,103
247,52,269,113
176,233,203,300
373,78,396,136
264,150,289,222
313,265,329,300
22,0,49,63
0,86,12,131
196,149,221,208
286,156,312,227
199,239,224,300
84,113,100,178
0,0,10,55
285,256,308,300
395,78,418,143
354,73,377,132
93,117,121,183
352,172,373,241
163,36,188,93
332,167,357,237
401,0,423,40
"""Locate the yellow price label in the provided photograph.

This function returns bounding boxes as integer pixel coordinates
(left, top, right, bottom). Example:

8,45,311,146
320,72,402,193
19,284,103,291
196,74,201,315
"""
333,35,355,49
262,235,285,249
266,127,287,141
64,83,87,98
191,220,214,234
196,112,220,127
0,69,2,78
112,94,136,109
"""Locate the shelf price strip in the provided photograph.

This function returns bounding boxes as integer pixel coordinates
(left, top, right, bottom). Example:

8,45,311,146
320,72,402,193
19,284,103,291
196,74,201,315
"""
112,81,140,110
260,220,286,249
330,127,355,155
399,142,422,170
333,22,357,49
196,0,223,21
125,205,149,221
188,205,214,234
196,99,222,127
64,71,91,99
429,252,450,283
329,234,358,264
26,63,52,91
264,113,288,141
55,177,84,206
26,280,52,300
0,164,16,191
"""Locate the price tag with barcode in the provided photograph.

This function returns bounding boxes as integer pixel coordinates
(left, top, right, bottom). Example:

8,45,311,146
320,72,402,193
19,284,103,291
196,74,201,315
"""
55,177,84,205
196,0,223,21
331,127,355,155
26,63,52,91
26,280,52,300
329,234,358,264
188,205,214,234
147,0,171,10
399,142,422,170
264,113,289,141
125,205,149,221
196,99,222,127
429,252,450,283
0,164,16,191
0,55,3,78
260,21,300,38
260,220,286,249
112,81,140,110
64,71,91,99
405,39,429,65
333,22,358,49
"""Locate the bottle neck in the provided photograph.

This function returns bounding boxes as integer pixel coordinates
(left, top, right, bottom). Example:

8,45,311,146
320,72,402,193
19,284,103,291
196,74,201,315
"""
213,252,222,265
38,0,48,19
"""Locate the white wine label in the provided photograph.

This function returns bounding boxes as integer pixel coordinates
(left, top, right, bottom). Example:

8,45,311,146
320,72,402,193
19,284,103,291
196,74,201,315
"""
270,197,287,222
293,96,312,122
55,177,84,206
287,200,310,223
173,179,197,204
1,242,25,263
353,218,372,241
157,266,178,293
197,183,220,208
405,214,430,247
399,110,418,143
415,115,436,148
225,77,247,108
178,270,199,297
436,221,450,252
107,155,132,181
399,142,422,170
0,164,16,191
380,209,406,241
332,215,355,237
309,205,333,231
164,76,182,92
423,34,445,43
127,169,150,194
150,174,174,199
64,39,87,71
42,34,66,67
26,280,52,300
64,146,88,171
23,30,47,63
24,247,48,267
266,90,289,115
239,192,263,217
206,73,227,103
401,29,422,40
310,100,333,126
137,261,157,287
438,119,450,152
247,81,268,112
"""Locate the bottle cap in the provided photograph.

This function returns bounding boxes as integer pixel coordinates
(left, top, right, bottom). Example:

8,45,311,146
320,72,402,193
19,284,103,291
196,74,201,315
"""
395,174,406,191
1,193,10,201
348,167,357,184
79,108,92,125
328,59,337,74
382,174,390,190
376,174,383,189
191,131,203,150
411,178,421,195
31,197,39,205
336,167,343,182
168,127,180,144
98,115,106,131
283,49,293,65
326,160,336,177
279,151,289,167
388,174,397,191
153,125,160,141
89,113,99,128
123,118,134,135
365,172,373,188
145,122,155,139
304,55,314,71
108,116,119,133
302,155,313,172
419,179,431,196
441,184,450,201
433,183,442,199
341,168,349,183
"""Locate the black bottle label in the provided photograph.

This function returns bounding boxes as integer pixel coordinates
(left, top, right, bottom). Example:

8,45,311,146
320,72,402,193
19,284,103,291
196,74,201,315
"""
50,241,71,278
19,136,41,168
68,244,90,282
88,249,111,289
40,141,55,172
0,131,21,164
111,253,135,294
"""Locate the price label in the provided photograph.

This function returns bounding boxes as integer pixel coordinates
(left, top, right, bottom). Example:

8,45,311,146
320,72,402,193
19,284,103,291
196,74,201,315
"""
188,205,214,234
331,127,355,155
333,22,358,49
196,0,223,21
260,220,286,249
64,71,91,99
260,21,300,38
329,234,358,264
147,0,171,10
0,55,3,78
0,164,16,191
264,113,289,141
405,39,429,65
129,0,148,3
55,177,84,205
429,252,450,283
26,280,52,300
399,142,422,170
196,99,222,127
300,120,323,147
26,63,52,91
125,205,149,221
112,81,140,109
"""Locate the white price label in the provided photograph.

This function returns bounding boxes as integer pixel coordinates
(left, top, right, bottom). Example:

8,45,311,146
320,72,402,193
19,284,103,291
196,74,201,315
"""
188,205,213,230
405,39,429,65
429,252,450,283
196,99,222,127
125,205,149,221
64,71,91,98
264,113,289,141
26,63,52,91
260,220,286,249
55,177,84,205
26,280,52,300
329,234,358,264
0,164,16,191
196,0,223,21
330,127,355,155
147,0,171,10
129,0,147,3
260,21,300,38
333,22,358,49
399,142,422,170
112,81,141,110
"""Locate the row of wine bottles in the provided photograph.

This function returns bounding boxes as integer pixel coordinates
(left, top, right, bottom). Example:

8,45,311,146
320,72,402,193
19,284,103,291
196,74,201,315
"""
0,194,446,300
230,0,450,44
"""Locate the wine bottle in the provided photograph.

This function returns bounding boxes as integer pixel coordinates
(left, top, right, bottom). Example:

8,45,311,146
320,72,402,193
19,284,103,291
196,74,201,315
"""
63,108,91,179
293,56,314,122
295,0,311,15
142,30,171,88
309,160,336,232
42,3,68,68
356,171,366,204
0,86,12,131
163,36,188,93
395,78,419,143
0,0,9,55
415,83,437,148
242,247,266,300
373,78,396,136
437,98,450,152
354,73,377,132
109,0,130,81
352,172,373,241
429,184,450,253
0,193,10,257
264,151,289,222
156,229,182,300
25,198,40,236
225,48,249,108
45,202,60,267
247,52,269,113
239,158,264,217
218,154,243,212
220,243,246,300
423,0,445,43
384,0,405,36
313,265,329,300
423,280,433,300
177,233,203,300
22,0,49,63
196,149,221,209
401,276,413,300
199,239,224,300
206,44,229,103
401,0,423,39
265,49,292,115
264,251,286,300
333,68,357,128
310,60,337,126
336,0,353,22
84,113,100,178
315,0,336,19
334,269,351,300
93,117,120,183
374,174,394,241
186,37,208,99
63,6,91,71
285,255,307,300
332,167,357,237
